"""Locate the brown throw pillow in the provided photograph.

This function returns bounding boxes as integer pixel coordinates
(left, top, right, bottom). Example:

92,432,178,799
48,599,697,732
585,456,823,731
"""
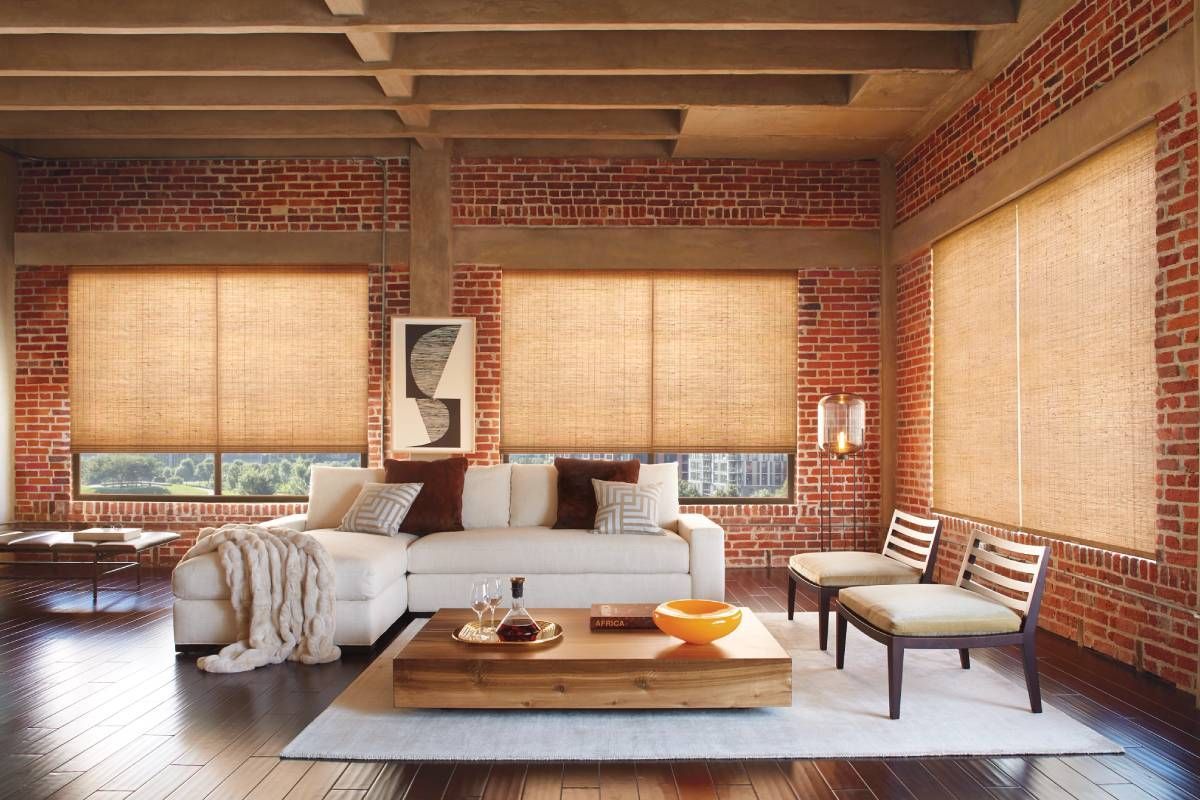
384,456,468,535
553,457,640,529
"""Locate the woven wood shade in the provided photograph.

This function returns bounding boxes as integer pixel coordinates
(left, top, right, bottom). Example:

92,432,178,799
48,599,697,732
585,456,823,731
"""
501,270,796,454
501,271,653,453
69,266,368,454
70,267,218,452
217,268,369,452
1017,127,1158,555
932,207,1020,526
652,272,796,452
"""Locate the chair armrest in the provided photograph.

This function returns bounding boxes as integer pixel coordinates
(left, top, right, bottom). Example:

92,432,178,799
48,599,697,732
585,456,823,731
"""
262,513,307,532
677,513,726,601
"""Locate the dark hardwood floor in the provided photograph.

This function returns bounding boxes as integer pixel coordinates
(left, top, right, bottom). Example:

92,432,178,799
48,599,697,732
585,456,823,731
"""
1,566,1198,799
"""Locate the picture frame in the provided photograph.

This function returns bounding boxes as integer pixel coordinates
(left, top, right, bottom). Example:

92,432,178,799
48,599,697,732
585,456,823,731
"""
391,316,475,454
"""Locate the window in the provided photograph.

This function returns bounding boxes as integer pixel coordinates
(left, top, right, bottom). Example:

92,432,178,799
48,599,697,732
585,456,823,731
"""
500,271,796,501
504,453,792,502
76,452,364,498
932,127,1158,555
69,266,369,500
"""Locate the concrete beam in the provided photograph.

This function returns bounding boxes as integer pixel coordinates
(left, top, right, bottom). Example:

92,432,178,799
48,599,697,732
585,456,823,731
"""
0,31,971,76
0,1,1017,34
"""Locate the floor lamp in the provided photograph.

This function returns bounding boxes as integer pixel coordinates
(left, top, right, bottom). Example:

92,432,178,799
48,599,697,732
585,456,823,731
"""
817,392,866,552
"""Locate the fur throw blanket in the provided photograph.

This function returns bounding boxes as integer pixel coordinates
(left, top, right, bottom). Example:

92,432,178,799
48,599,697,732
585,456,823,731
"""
181,523,341,673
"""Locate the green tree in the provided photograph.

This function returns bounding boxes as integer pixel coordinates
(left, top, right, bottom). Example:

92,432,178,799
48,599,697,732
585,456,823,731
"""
175,457,196,482
237,463,278,495
195,457,214,483
82,454,166,489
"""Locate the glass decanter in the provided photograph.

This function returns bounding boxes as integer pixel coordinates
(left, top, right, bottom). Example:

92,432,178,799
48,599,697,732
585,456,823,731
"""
495,576,541,642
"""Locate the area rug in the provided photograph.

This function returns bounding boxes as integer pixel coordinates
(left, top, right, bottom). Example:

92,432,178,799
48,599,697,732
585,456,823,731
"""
282,612,1120,761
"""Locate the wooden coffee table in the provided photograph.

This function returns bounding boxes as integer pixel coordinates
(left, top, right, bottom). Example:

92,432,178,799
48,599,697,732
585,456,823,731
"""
393,607,792,709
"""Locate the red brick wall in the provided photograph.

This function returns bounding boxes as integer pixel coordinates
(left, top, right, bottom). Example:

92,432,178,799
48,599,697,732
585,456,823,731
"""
13,155,883,566
16,158,410,232
452,158,880,228
894,251,932,515
893,99,1199,690
896,0,1193,222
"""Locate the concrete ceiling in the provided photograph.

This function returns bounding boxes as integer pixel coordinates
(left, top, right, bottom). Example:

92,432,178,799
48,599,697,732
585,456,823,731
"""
0,1,1072,161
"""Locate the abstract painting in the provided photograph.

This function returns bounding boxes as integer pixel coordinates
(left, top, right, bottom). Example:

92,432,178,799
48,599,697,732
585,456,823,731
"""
391,317,474,453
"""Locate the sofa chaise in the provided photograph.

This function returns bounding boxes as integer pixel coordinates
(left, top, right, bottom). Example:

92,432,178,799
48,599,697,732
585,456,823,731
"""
172,462,725,647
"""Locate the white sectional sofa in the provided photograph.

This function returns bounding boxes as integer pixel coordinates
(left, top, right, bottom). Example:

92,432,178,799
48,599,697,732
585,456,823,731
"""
172,462,726,647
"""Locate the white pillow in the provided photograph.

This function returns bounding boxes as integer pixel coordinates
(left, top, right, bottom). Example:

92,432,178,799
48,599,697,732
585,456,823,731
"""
307,466,385,530
462,463,512,529
509,463,557,527
638,461,680,528
592,479,664,535
337,482,422,536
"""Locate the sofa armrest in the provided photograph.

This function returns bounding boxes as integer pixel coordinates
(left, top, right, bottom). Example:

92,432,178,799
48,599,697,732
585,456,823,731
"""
677,513,725,601
262,513,307,532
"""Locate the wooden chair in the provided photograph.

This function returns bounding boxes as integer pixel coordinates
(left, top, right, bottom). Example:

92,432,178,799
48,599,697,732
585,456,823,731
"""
787,510,942,650
835,529,1050,719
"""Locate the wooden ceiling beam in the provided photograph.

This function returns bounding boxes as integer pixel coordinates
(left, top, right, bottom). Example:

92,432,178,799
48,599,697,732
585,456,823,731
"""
0,31,970,76
0,109,681,140
0,1,1018,34
0,75,852,110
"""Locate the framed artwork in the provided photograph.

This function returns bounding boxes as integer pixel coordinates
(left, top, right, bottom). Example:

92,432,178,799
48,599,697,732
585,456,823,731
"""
391,317,475,453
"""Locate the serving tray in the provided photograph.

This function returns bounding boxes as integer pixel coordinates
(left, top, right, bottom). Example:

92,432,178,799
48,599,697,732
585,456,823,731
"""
451,619,564,646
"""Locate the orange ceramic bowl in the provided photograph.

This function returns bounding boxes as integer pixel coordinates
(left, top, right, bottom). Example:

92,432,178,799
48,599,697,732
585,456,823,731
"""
652,599,742,644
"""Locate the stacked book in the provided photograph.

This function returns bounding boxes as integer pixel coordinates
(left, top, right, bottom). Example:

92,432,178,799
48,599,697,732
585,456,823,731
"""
589,603,658,631
73,527,143,543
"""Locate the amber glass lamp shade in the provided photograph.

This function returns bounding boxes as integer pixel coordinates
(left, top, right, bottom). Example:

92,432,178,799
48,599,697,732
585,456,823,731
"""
817,393,866,456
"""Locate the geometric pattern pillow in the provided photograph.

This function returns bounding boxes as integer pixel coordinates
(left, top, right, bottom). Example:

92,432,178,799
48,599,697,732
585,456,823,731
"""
337,482,423,536
591,479,664,535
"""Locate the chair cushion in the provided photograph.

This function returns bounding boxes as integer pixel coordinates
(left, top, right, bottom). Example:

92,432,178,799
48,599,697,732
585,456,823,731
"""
789,551,921,588
406,526,689,575
838,584,1023,637
172,528,416,602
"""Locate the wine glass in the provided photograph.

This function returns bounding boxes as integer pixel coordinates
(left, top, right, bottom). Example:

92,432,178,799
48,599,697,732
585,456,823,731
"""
485,577,505,630
470,580,489,631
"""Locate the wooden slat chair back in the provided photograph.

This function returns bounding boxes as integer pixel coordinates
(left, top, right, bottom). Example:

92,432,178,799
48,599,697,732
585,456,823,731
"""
882,510,942,580
955,529,1049,624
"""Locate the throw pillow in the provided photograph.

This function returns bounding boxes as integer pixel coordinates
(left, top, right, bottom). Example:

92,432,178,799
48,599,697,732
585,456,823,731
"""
592,479,665,535
337,482,423,536
553,457,640,529
384,456,469,534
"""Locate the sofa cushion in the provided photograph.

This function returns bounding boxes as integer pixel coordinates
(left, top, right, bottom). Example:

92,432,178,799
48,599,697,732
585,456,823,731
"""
463,463,511,529
510,464,557,527
838,584,1023,637
306,466,385,530
338,482,423,536
406,526,690,575
171,528,416,602
553,457,640,529
593,479,664,535
385,456,468,534
638,462,680,527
